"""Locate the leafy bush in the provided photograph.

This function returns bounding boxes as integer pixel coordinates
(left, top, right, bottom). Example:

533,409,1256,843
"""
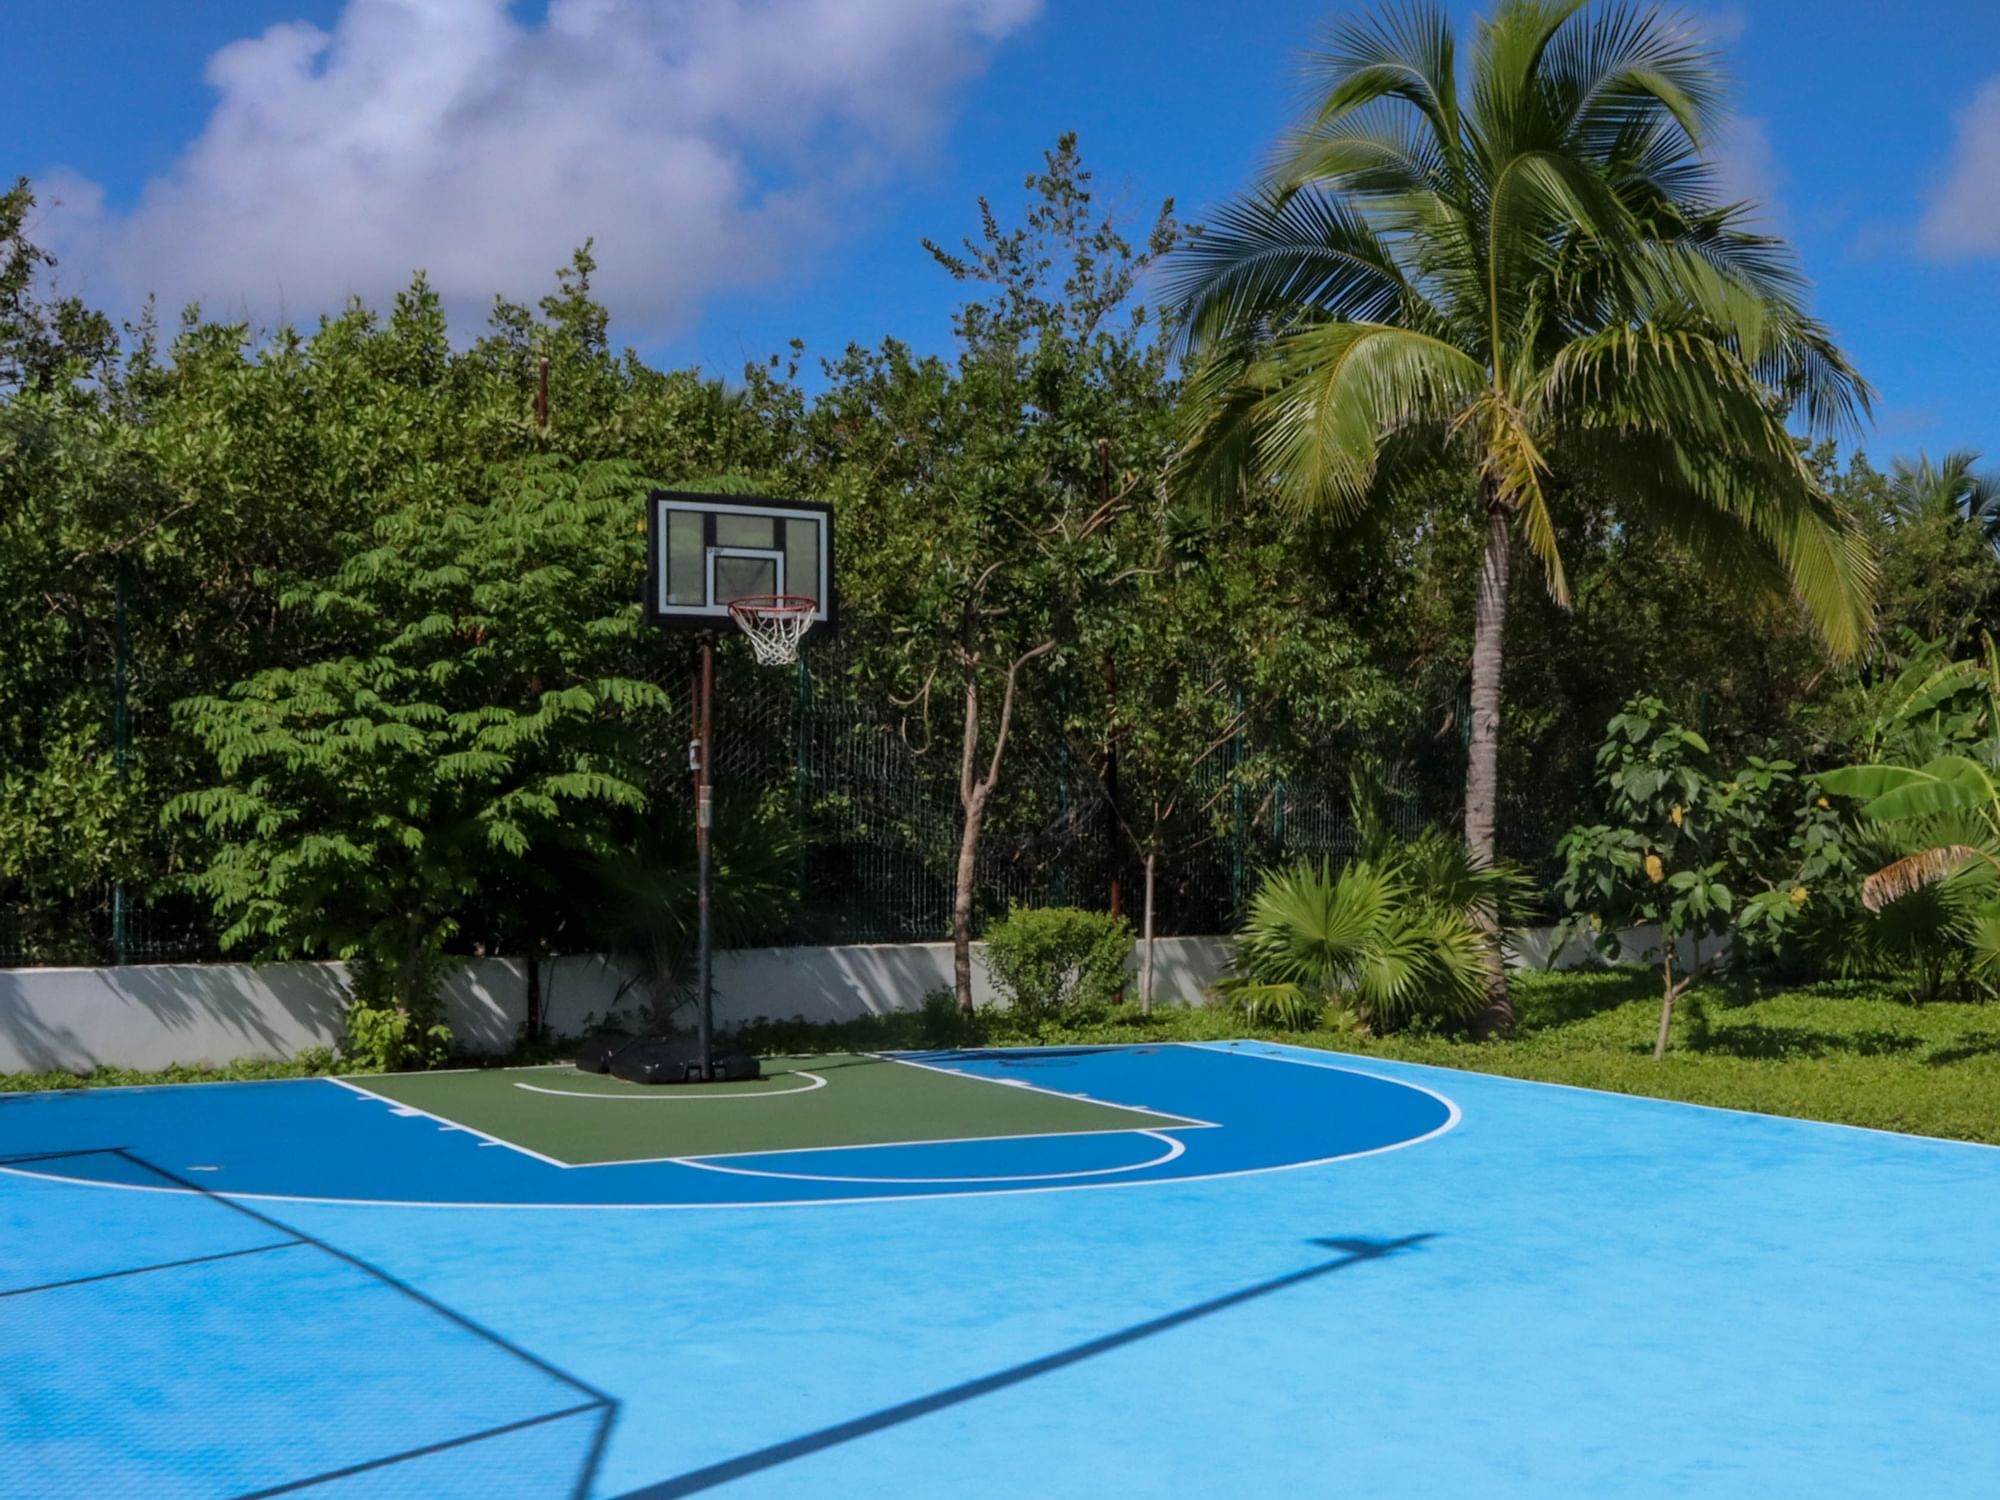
339,949,452,1071
340,1003,451,1072
919,988,973,1046
981,906,1132,1021
1221,857,1489,1034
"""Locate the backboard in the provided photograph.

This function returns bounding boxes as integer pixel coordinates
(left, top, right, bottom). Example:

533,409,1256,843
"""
644,491,836,634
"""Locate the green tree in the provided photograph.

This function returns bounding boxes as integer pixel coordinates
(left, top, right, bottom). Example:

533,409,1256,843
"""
815,136,1180,1012
1170,0,1872,1034
1553,697,1736,1056
167,458,673,1042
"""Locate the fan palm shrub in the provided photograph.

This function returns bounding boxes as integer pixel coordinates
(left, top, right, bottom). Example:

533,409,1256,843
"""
1223,831,1530,1034
1172,0,1873,1034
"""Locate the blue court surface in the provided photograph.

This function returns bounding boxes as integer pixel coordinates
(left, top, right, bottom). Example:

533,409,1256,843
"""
4,1040,1997,1496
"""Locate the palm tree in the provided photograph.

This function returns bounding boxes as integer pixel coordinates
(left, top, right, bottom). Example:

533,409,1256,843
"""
1170,0,1874,1033
1889,449,2000,550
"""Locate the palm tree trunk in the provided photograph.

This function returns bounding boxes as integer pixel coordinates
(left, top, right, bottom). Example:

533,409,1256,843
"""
1466,491,1513,1037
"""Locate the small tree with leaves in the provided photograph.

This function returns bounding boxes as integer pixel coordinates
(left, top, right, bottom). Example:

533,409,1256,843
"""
1554,698,1739,1058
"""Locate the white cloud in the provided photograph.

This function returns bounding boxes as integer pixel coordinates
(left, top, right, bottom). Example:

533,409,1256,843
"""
1920,76,2000,259
1686,5,1749,47
1706,115,1786,229
40,0,1041,338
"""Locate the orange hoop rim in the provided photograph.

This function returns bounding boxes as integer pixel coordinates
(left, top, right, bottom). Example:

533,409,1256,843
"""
725,593,818,623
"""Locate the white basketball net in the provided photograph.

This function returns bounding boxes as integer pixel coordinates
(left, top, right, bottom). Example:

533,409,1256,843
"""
727,594,818,667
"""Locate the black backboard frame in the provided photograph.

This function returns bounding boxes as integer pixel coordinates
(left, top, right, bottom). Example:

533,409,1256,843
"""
643,490,837,635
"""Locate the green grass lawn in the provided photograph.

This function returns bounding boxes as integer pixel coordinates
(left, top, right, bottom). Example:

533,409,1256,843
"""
738,970,2000,1146
11,969,2000,1146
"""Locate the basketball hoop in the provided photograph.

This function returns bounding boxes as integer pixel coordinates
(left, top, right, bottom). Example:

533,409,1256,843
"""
727,593,818,667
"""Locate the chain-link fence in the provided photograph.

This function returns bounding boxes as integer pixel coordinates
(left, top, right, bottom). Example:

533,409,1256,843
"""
707,634,1457,949
1,629,1517,968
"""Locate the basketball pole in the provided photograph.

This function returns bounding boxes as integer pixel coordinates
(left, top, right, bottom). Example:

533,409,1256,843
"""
695,637,716,1081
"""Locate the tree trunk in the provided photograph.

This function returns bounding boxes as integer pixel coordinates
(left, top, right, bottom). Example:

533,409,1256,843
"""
1140,849,1157,1015
953,671,985,1016
952,794,986,1016
1653,939,1676,1061
949,643,1055,1016
1466,492,1514,1037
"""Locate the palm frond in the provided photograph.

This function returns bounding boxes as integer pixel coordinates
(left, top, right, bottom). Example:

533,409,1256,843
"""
1542,0,1724,156
1540,327,1874,655
1165,189,1415,353
1303,1,1462,160
1180,320,1483,519
1860,846,1988,914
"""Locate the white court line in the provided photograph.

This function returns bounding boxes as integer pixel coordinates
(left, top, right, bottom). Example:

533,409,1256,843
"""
874,1052,1220,1130
322,1077,573,1169
1180,1043,1464,1136
634,1119,1216,1166
512,1071,827,1101
0,1120,1448,1212
675,1130,1187,1185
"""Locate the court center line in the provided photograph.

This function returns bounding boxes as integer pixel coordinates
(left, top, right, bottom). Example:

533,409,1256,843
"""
626,1119,1216,1166
512,1071,827,1101
674,1130,1188,1185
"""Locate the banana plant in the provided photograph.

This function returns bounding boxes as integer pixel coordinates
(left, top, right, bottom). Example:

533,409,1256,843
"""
1819,634,2000,985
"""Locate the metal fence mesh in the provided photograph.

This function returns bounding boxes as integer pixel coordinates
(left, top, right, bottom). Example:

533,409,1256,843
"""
2,629,1496,968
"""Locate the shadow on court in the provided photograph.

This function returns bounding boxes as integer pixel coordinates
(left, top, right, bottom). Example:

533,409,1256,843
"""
0,1147,618,1500
618,1232,1438,1498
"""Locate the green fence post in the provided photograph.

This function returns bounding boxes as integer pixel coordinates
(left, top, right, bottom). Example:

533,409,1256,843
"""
1230,689,1245,912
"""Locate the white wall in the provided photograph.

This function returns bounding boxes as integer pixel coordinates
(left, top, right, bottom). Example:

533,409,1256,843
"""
1508,922,1725,973
0,958,529,1077
0,937,1234,1075
0,925,1681,1075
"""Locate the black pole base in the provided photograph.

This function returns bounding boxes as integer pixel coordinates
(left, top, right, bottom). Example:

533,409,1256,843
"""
606,1036,762,1086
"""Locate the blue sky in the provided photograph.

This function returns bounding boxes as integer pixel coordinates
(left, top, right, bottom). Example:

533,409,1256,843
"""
11,1,1999,463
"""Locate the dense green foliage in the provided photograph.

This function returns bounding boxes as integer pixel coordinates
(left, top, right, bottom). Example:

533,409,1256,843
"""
980,905,1134,1021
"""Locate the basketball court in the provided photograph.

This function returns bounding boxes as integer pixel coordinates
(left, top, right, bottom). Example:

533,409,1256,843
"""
6,494,1997,1495
5,1041,1998,1496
